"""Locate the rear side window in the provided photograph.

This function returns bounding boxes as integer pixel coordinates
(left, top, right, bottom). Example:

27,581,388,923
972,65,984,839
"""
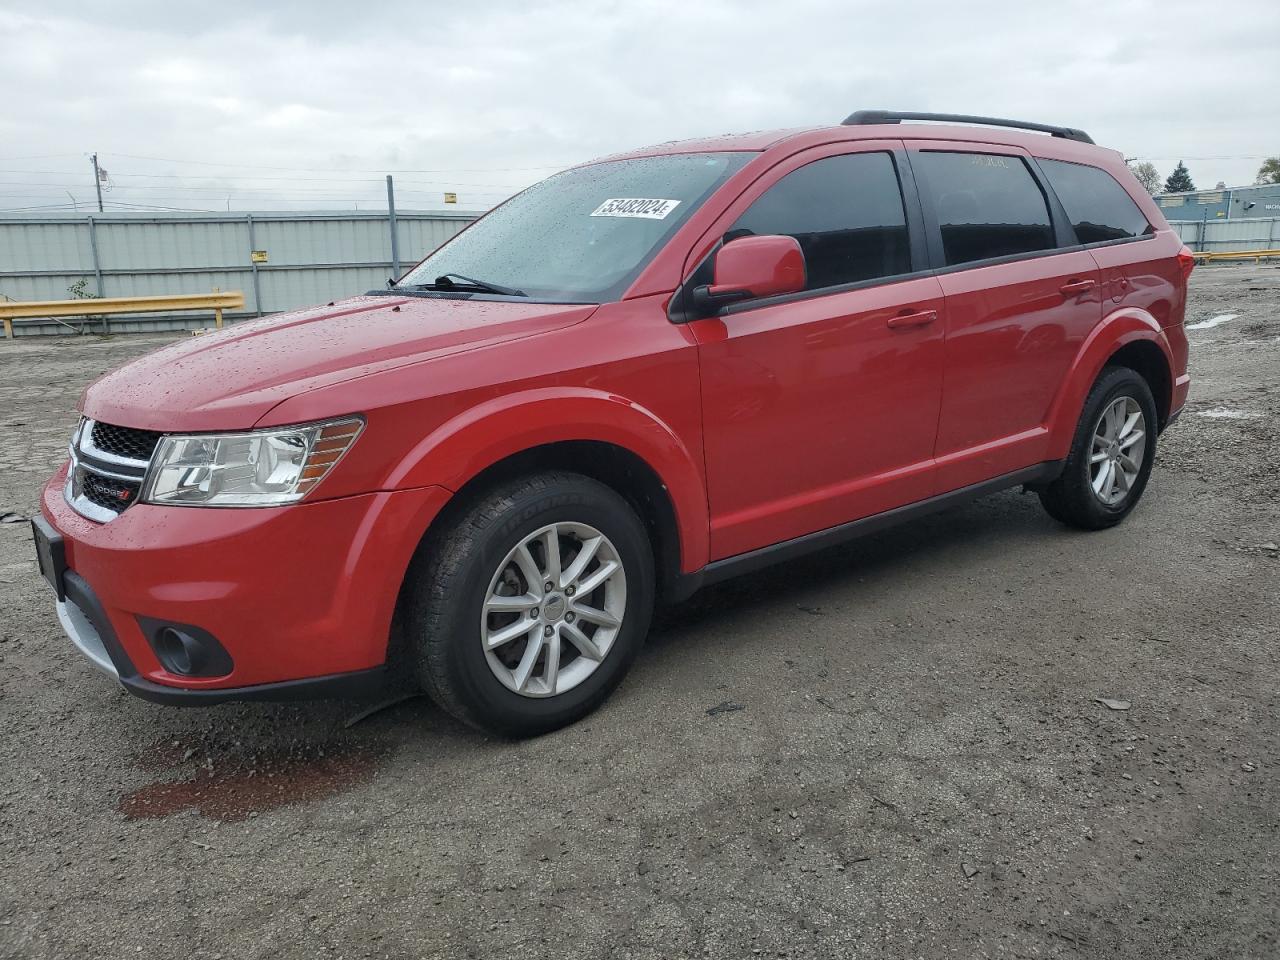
914,152,1054,266
1040,158,1153,244
729,152,910,291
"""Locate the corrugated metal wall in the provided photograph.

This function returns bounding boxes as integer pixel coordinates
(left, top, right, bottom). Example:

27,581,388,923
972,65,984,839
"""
6,210,1273,336
1168,216,1280,252
1157,183,1280,222
0,210,477,334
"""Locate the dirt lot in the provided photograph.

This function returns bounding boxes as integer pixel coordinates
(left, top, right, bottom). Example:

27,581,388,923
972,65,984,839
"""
1,265,1277,960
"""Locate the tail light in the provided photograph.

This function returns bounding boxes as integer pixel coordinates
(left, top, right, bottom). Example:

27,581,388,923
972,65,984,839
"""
1176,246,1196,284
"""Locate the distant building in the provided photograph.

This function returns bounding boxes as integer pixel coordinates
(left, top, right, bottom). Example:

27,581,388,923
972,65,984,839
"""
1156,182,1280,221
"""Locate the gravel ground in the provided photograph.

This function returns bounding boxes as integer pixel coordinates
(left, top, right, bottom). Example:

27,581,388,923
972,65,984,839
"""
1,265,1277,960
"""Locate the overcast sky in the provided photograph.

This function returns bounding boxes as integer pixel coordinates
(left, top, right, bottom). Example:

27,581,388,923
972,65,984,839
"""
2,0,1277,213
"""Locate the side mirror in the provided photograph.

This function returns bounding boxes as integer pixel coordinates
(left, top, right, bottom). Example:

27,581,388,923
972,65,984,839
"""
691,235,806,315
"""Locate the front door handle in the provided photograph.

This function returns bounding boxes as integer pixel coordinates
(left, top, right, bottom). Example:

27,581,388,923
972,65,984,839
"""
887,308,938,329
1059,279,1096,297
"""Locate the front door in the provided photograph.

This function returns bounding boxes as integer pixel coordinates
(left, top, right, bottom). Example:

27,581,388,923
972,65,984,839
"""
690,148,947,560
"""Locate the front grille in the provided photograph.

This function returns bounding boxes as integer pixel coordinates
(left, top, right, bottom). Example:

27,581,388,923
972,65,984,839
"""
91,421,162,461
81,471,142,512
67,418,158,522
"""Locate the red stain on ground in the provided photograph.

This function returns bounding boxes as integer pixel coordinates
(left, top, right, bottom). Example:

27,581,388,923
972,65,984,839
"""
119,746,384,822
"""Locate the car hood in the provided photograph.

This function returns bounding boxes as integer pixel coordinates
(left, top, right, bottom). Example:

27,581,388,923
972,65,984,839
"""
80,295,597,432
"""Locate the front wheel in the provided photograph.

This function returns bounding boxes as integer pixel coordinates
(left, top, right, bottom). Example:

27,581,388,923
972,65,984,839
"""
1038,365,1158,530
404,472,654,737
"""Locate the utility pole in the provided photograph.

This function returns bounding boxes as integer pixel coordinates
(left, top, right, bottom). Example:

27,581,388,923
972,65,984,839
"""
90,153,104,212
386,174,400,279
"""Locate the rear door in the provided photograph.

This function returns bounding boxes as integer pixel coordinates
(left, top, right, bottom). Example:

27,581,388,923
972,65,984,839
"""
689,144,947,560
907,143,1103,491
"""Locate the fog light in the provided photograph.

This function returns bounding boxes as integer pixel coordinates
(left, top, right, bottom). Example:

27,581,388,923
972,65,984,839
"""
156,627,199,675
138,617,234,678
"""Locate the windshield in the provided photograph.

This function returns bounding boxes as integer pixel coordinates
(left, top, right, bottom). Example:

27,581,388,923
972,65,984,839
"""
398,152,754,302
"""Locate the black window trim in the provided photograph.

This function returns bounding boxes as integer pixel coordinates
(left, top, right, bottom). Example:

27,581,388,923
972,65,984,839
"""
669,146,928,322
1077,232,1157,251
923,243,1079,278
667,146,1165,323
914,231,1160,279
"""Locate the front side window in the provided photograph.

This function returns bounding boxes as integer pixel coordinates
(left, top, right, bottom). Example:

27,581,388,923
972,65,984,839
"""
914,151,1055,266
398,152,753,302
728,152,911,291
1040,158,1153,244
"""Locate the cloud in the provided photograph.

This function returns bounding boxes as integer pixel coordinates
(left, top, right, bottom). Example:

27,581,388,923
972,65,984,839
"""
1,0,1277,212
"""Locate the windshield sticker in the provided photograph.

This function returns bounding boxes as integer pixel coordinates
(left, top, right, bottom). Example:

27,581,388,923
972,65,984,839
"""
590,198,682,220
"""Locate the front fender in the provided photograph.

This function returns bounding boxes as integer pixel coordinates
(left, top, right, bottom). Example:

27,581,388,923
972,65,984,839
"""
382,387,710,572
1044,307,1175,460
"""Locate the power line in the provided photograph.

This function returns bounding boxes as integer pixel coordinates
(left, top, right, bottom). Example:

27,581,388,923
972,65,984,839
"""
0,209,78,215
0,153,82,162
1130,155,1272,161
100,200,222,212
0,175,527,194
108,152,577,173
0,169,388,183
0,179,515,196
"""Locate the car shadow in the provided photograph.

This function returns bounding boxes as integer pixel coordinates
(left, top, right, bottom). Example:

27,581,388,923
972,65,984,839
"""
647,488,1057,650
106,490,1063,770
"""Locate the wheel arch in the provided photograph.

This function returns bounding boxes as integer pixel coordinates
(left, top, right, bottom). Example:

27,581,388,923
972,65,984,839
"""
385,388,709,596
1045,308,1176,459
1106,339,1173,428
430,439,686,603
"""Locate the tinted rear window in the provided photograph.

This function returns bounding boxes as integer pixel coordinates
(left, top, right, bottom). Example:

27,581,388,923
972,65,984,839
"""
1040,158,1153,244
914,152,1055,266
729,151,910,290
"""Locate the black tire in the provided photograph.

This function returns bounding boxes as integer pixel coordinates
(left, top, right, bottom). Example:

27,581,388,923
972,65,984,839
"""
404,471,654,737
1038,365,1159,530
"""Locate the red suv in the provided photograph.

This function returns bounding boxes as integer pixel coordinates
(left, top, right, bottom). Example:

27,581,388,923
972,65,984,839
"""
33,111,1193,735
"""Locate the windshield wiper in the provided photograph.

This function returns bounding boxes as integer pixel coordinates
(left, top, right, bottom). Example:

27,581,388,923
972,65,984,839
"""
407,273,527,297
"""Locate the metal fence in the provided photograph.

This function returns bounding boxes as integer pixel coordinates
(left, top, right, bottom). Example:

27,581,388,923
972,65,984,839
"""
1168,216,1280,253
5,210,1273,337
0,209,478,335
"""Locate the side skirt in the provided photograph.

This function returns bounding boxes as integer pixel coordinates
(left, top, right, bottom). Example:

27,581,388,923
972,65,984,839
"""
671,461,1063,601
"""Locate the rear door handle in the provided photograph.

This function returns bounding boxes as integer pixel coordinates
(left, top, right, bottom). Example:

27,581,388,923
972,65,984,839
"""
886,308,938,329
1059,279,1096,297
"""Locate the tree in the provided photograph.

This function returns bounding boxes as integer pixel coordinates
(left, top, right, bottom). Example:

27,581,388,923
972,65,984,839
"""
1256,157,1280,185
1128,161,1161,195
66,278,99,300
1164,161,1195,193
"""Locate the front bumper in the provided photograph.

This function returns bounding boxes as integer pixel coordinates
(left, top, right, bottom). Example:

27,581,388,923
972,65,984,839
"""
38,464,451,704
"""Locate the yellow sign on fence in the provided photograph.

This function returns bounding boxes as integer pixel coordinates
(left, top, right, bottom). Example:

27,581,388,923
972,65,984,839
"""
251,250,269,263
443,192,457,204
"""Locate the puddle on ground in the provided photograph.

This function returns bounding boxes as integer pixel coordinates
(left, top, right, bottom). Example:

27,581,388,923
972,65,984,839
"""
1187,313,1240,330
1194,407,1261,420
119,742,386,822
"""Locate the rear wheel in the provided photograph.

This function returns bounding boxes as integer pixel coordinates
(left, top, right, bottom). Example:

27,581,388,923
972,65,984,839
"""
1038,366,1158,530
404,472,654,737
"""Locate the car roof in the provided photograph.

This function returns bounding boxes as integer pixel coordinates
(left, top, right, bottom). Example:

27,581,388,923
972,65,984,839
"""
591,122,1120,166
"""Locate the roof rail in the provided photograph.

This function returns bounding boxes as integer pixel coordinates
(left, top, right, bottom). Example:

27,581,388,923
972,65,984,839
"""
841,110,1094,144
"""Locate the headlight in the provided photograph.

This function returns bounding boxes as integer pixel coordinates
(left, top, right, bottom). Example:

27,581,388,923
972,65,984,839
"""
140,417,363,507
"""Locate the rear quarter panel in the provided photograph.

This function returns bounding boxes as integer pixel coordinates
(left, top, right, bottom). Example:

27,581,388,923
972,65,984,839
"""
1026,141,1190,447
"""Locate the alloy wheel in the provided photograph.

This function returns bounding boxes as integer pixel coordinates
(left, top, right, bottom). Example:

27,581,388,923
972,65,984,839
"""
481,522,627,698
1090,396,1147,506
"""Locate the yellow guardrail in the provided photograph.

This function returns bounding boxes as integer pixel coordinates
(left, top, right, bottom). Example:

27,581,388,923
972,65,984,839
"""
0,290,245,339
1191,248,1280,264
